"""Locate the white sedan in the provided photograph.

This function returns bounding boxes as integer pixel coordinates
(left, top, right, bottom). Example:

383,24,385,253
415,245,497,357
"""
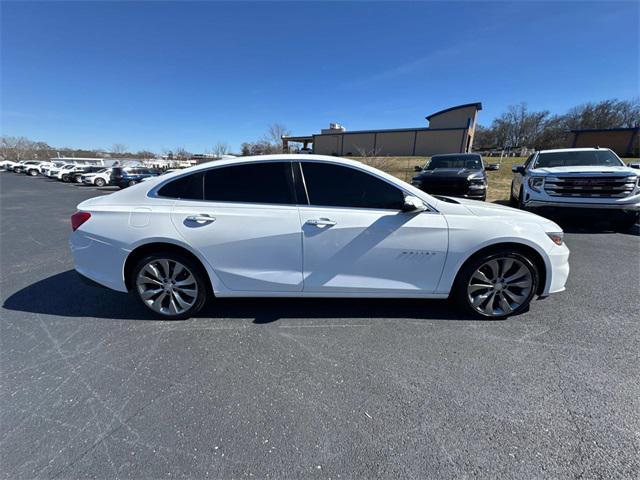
69,155,570,320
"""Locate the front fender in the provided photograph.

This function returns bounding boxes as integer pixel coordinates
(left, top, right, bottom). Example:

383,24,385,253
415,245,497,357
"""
435,235,553,296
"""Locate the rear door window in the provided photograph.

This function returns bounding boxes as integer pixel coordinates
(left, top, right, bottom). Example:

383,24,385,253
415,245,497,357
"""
204,162,295,204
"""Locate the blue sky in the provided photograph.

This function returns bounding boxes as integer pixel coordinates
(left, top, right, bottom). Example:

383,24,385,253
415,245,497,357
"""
1,1,638,153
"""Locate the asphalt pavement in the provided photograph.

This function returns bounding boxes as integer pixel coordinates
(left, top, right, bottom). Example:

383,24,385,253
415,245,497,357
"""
1,172,639,479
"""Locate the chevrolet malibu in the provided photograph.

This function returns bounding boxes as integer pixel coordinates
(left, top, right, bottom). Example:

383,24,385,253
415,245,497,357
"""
70,155,570,320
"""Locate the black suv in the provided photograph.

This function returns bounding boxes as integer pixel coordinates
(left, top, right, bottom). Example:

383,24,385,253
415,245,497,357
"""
111,167,161,188
411,153,497,201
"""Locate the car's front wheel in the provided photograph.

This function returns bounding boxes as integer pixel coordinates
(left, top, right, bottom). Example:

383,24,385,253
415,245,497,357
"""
454,249,539,319
131,253,208,320
94,177,106,187
28,169,38,176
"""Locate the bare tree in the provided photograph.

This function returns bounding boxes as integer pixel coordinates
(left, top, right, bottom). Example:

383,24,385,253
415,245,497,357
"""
211,142,229,158
355,146,390,171
266,123,290,144
110,143,128,156
565,98,640,130
136,150,156,159
173,147,191,160
1,136,55,160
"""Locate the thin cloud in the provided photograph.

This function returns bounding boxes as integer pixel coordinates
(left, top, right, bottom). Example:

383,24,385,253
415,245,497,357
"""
343,42,470,88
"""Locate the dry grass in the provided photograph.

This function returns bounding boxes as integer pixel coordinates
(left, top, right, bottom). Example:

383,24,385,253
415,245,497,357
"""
347,155,526,203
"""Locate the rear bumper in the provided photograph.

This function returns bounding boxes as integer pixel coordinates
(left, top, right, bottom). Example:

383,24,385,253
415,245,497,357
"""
70,231,129,292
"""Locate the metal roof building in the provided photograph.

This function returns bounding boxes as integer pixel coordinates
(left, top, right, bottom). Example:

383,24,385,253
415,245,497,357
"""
567,127,639,157
283,103,483,157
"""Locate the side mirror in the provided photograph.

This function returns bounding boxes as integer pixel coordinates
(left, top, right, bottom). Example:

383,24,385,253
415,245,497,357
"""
486,163,500,171
402,195,427,213
512,164,525,174
628,162,640,169
414,165,422,172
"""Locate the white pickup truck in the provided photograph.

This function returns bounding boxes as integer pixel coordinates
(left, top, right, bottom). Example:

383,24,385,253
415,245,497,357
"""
510,148,640,229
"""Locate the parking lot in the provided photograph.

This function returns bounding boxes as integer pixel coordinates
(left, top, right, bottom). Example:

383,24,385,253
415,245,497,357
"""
1,171,638,478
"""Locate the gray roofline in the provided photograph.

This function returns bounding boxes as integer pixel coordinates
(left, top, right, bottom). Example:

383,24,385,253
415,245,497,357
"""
311,126,467,137
426,102,483,121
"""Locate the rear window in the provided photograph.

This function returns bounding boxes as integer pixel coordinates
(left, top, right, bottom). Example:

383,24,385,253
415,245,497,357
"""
157,172,204,200
534,150,623,168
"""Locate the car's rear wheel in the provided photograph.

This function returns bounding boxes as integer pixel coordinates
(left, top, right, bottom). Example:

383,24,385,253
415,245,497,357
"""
132,253,208,320
62,174,70,182
29,169,38,176
94,177,106,187
454,249,538,319
128,179,137,187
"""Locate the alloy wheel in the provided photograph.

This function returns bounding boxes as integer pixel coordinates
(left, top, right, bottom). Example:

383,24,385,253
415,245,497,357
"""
136,259,198,316
466,256,533,317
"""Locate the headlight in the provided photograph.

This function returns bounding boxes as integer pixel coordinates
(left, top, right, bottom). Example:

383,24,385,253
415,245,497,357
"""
528,176,544,192
546,232,564,246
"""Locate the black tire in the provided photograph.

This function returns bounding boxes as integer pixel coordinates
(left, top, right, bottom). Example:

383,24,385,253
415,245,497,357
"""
128,180,137,187
62,174,70,182
517,187,526,210
28,169,38,176
130,251,209,320
94,177,106,187
509,183,518,207
452,248,539,320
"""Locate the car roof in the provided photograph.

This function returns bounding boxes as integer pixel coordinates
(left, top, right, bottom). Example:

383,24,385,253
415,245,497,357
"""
181,154,370,174
537,147,613,154
145,154,418,193
430,153,481,158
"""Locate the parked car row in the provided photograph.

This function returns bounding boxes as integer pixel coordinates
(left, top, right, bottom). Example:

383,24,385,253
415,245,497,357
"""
409,148,639,230
1,160,168,189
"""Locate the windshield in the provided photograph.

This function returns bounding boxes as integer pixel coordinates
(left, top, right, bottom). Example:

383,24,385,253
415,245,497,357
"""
534,150,623,168
425,155,483,170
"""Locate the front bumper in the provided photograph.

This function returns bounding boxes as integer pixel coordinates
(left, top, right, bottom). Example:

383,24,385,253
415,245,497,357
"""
544,244,570,296
412,183,487,199
526,200,640,211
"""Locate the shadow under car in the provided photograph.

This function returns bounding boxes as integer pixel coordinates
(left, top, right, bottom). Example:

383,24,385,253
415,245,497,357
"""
2,270,485,323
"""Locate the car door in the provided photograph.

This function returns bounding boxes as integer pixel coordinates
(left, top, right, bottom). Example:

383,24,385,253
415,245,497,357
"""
512,154,535,198
167,161,304,292
296,161,448,294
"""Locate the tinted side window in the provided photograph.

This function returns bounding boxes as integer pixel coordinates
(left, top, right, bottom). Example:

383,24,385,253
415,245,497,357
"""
301,163,404,210
204,162,294,204
157,172,204,200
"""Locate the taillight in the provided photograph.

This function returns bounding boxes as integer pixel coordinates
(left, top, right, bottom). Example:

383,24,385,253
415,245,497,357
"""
71,211,91,231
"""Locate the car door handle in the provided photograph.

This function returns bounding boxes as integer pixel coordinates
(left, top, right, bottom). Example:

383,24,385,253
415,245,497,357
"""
306,218,337,227
186,214,216,224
